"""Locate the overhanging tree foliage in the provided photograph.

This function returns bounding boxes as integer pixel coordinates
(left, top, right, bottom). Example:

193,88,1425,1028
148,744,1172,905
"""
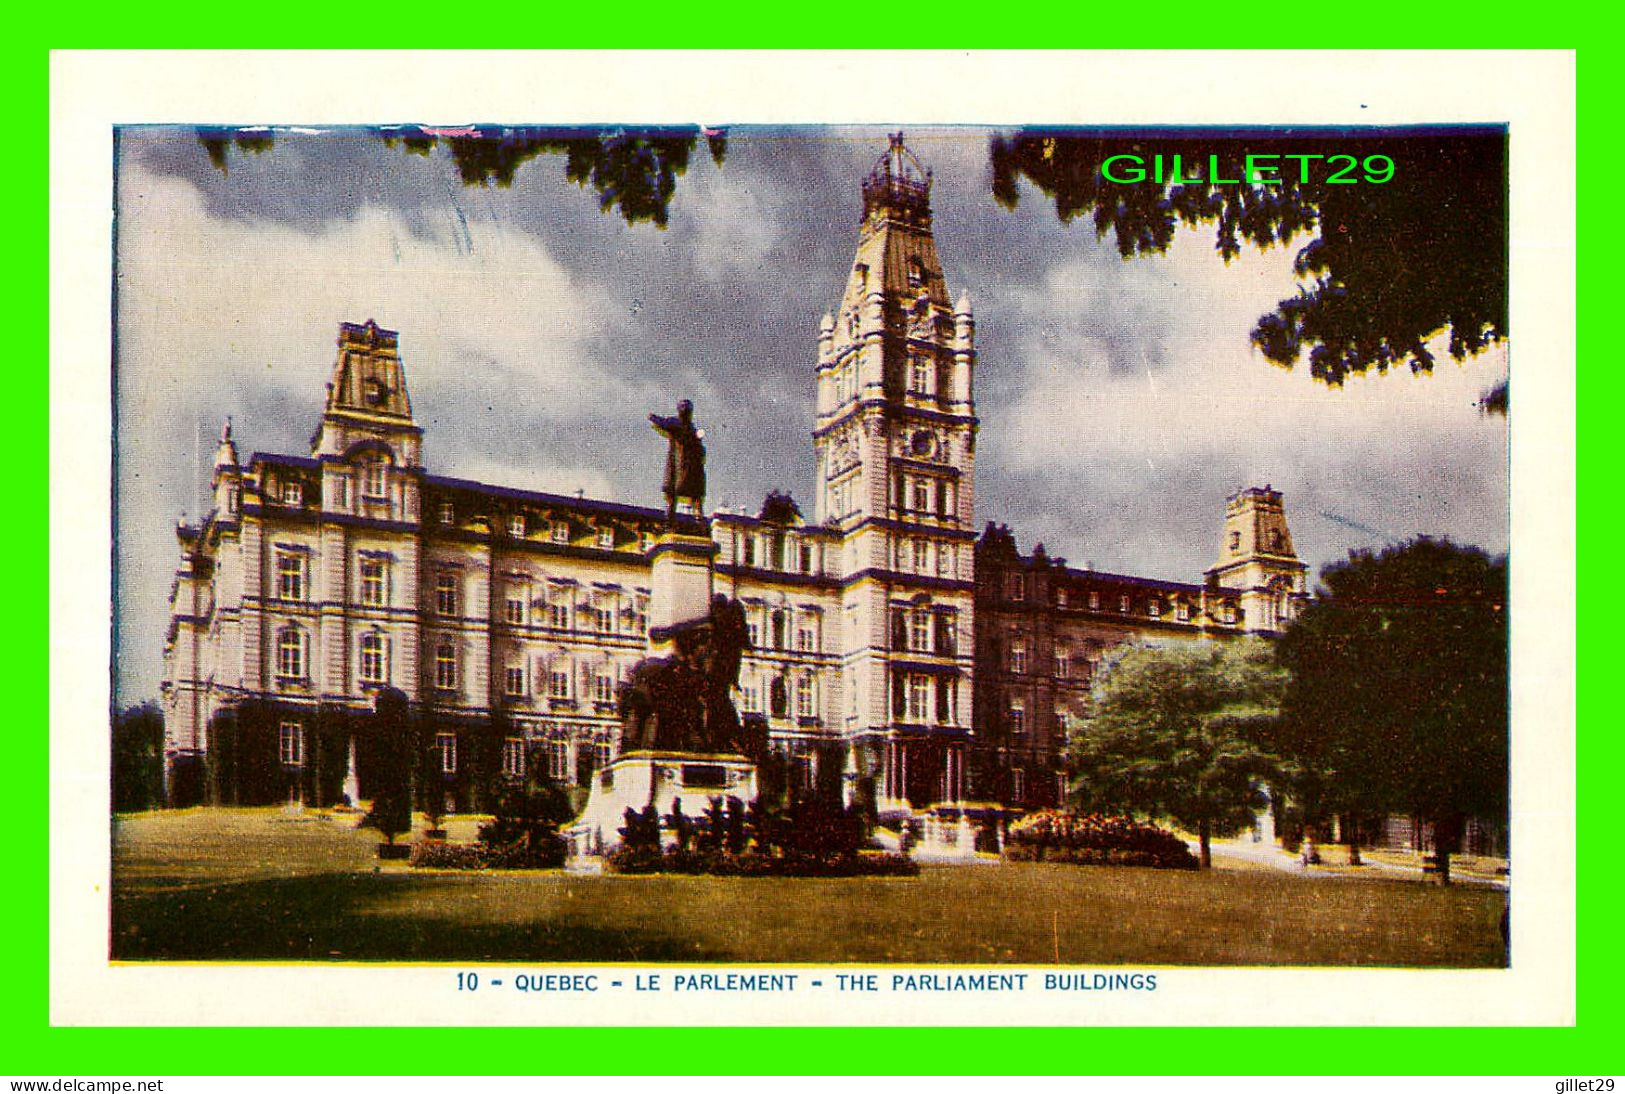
1275,537,1508,884
198,125,728,228
1068,638,1287,867
990,128,1507,407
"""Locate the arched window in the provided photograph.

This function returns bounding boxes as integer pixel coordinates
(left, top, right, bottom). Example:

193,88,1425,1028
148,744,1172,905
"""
275,626,306,680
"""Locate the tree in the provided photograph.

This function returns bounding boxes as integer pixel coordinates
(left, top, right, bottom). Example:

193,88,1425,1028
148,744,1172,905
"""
1068,638,1287,867
198,125,728,229
990,130,1507,408
361,687,413,846
112,702,165,813
1275,537,1508,884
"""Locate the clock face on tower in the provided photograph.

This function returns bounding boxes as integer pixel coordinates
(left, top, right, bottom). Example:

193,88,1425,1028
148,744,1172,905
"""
910,430,936,459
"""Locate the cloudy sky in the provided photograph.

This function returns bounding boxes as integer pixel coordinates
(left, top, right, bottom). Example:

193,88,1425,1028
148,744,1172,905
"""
112,125,1509,706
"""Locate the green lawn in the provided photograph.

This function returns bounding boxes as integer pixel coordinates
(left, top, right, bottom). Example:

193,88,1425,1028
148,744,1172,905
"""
111,808,1508,967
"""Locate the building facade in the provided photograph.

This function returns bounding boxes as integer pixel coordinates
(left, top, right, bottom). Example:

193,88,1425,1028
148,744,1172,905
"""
159,136,1304,813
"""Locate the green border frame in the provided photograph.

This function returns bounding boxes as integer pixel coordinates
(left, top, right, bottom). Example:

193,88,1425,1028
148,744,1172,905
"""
25,34,1599,1077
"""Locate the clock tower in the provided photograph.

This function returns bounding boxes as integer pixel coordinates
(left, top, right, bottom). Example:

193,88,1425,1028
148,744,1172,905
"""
814,135,978,809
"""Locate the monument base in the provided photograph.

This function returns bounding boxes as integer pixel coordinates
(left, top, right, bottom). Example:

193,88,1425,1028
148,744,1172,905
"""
565,750,758,860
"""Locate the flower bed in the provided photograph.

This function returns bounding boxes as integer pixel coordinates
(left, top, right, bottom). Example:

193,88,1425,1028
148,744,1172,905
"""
1004,811,1199,870
604,847,919,878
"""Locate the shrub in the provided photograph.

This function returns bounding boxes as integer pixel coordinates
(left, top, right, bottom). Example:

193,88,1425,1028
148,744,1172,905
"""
478,762,574,868
601,846,919,878
410,841,492,870
1005,810,1199,870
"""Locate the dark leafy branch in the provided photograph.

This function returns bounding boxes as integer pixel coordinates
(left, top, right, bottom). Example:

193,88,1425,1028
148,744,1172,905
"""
990,129,1507,396
198,125,728,229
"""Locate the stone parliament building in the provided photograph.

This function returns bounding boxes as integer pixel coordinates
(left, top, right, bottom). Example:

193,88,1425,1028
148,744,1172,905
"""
159,138,1308,814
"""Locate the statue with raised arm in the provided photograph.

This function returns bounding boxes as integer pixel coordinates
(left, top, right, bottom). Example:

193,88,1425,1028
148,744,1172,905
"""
649,399,706,523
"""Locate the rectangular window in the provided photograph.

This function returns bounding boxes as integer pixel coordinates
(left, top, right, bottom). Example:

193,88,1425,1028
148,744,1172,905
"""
363,462,386,499
549,668,571,699
360,632,387,683
906,674,932,721
435,572,458,616
746,613,761,648
593,673,615,704
437,733,457,775
800,542,815,574
502,737,526,778
1177,602,1191,621
435,644,458,690
360,558,387,606
332,476,350,510
936,544,952,577
1012,768,1025,802
742,681,760,714
742,536,756,567
1120,595,1131,613
275,627,306,679
1055,653,1070,679
279,722,305,767
908,610,931,653
1009,641,1027,675
597,527,614,549
1056,588,1068,608
505,593,526,626
1224,603,1238,624
1088,591,1101,611
911,479,932,513
909,355,931,394
1009,704,1026,736
547,740,569,781
509,513,526,537
276,551,305,601
1008,574,1025,602
282,481,303,506
505,665,526,697
934,612,956,655
548,600,570,629
438,500,455,525
795,676,815,718
551,521,570,544
912,538,930,572
795,614,817,652
1149,600,1161,618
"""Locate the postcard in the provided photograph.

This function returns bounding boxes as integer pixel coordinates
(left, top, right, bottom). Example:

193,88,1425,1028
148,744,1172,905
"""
50,50,1575,1028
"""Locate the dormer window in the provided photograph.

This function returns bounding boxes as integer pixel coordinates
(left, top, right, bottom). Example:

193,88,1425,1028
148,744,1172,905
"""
509,513,526,538
438,501,454,525
596,527,614,549
551,520,570,544
281,481,302,506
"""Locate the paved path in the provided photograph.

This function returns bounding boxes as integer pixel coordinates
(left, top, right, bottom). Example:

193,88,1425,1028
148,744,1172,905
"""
1195,838,1509,890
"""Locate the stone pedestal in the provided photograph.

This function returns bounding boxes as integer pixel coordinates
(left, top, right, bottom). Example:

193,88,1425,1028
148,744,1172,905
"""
565,750,757,859
647,528,717,652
